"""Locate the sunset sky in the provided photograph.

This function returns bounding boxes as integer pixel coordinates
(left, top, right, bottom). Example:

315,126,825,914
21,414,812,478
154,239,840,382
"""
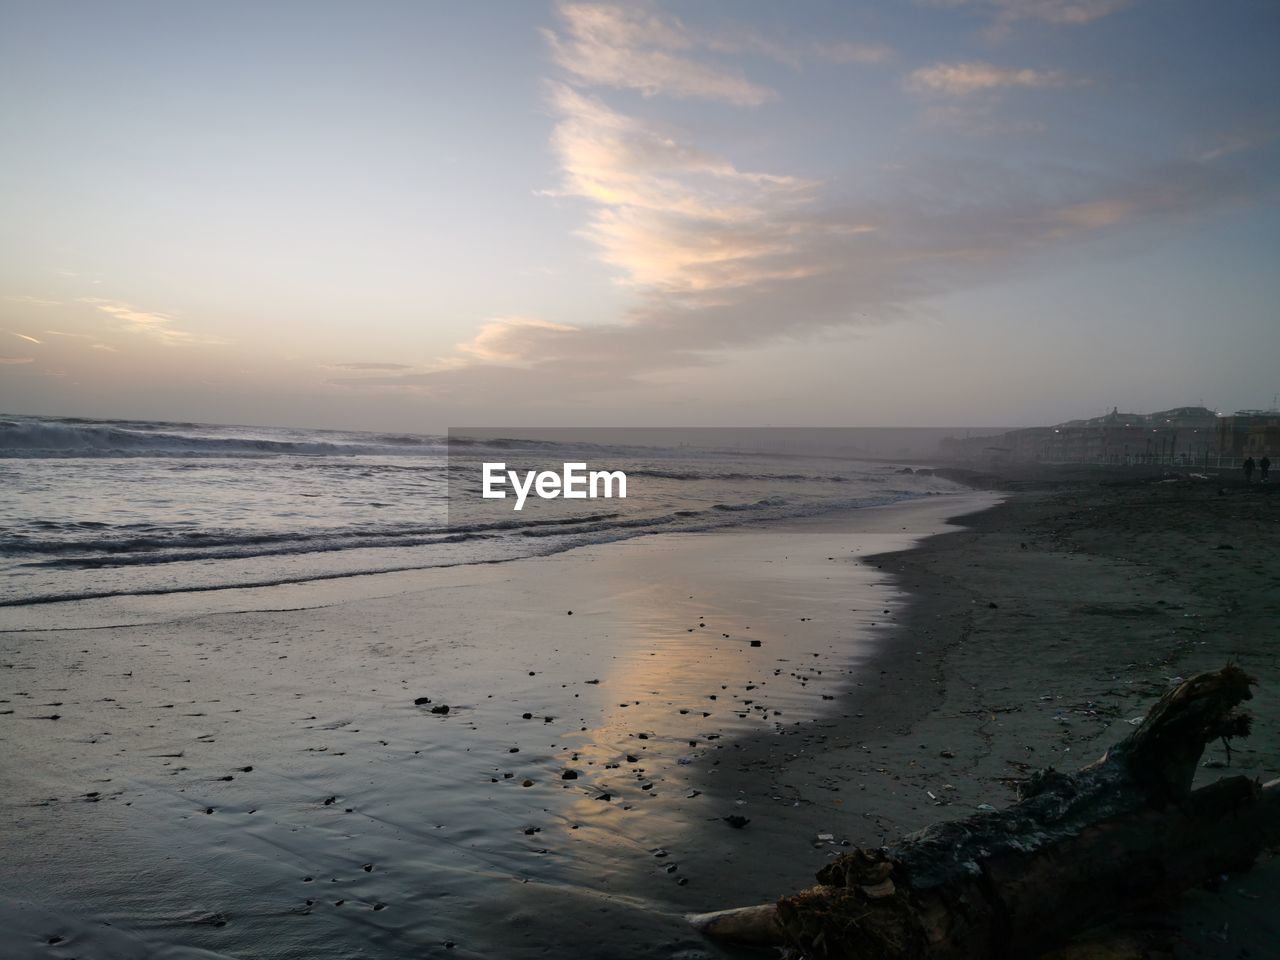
2,0,1277,430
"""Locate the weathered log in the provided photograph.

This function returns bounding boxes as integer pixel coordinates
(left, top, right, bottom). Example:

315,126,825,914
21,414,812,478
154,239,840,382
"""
692,665,1280,959
688,903,785,947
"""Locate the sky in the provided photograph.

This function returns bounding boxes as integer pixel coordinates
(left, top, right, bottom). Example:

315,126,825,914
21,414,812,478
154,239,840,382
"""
1,0,1278,430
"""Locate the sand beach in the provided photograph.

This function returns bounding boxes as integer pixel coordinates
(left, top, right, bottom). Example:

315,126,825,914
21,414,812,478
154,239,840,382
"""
5,2,1277,955
0,486,988,958
2,465,1280,960
2,467,1276,958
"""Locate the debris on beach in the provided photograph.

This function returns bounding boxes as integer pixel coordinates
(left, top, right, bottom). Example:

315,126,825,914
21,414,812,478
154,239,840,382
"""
692,666,1279,959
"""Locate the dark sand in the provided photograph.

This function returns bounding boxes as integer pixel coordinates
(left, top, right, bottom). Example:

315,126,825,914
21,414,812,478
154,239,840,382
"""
2,468,1276,958
700,464,1279,958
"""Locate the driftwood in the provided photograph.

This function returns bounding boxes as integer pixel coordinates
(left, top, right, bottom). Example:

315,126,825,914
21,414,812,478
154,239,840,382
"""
691,666,1280,958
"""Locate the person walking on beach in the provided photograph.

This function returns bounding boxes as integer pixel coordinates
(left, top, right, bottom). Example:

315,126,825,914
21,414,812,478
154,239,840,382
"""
1243,456,1255,482
1262,455,1271,482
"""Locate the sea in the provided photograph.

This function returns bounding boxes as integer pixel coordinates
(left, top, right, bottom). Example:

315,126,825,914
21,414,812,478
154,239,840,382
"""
1,413,979,959
0,415,960,609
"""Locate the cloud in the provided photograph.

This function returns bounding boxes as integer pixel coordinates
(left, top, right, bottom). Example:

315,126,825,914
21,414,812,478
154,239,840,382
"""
78,298,226,345
1053,198,1137,229
815,41,896,65
546,3,774,105
992,0,1132,24
456,317,580,365
702,28,894,68
4,295,61,307
920,0,1133,27
342,0,1262,403
5,330,42,344
545,85,830,297
1195,127,1279,163
544,3,894,106
917,100,1048,134
328,362,415,371
907,61,1067,96
37,329,121,353
385,152,1258,396
0,355,35,365
1046,161,1258,235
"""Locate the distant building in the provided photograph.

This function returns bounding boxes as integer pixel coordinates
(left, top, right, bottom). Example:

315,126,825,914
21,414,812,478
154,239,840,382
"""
938,405,1225,464
1216,412,1280,458
1151,406,1219,429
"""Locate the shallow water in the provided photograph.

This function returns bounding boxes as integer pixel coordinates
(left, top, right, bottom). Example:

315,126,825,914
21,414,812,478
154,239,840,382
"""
0,511,967,959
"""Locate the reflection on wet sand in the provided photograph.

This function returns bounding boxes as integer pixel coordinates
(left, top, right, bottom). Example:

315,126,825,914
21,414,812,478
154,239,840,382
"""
0,495,990,960
551,523,924,898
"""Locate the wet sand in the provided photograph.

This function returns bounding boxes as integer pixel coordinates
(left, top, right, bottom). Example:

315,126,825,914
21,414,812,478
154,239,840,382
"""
0,489,993,959
3,470,1276,959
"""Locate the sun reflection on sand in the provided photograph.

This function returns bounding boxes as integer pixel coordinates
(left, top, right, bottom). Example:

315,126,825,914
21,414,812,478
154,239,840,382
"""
542,525,919,870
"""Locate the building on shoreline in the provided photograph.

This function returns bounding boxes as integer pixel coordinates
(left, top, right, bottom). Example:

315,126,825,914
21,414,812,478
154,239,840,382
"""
1217,412,1280,459
939,406,1275,464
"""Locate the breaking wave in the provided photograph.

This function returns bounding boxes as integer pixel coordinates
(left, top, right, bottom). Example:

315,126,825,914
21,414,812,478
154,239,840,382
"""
0,418,447,458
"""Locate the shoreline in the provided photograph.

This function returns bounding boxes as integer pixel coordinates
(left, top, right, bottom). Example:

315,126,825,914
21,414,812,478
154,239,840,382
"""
0,488,989,960
699,465,1278,956
3,471,1275,958
0,477,965,617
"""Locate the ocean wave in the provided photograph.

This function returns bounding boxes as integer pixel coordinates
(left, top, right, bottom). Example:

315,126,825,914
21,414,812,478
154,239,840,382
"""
0,419,448,458
0,416,963,608
711,495,788,511
624,467,832,482
0,489,958,607
25,531,496,569
0,512,624,560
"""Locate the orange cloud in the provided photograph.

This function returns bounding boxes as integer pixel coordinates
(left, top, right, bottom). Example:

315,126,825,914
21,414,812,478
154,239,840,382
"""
78,298,227,345
546,3,774,105
457,317,580,365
